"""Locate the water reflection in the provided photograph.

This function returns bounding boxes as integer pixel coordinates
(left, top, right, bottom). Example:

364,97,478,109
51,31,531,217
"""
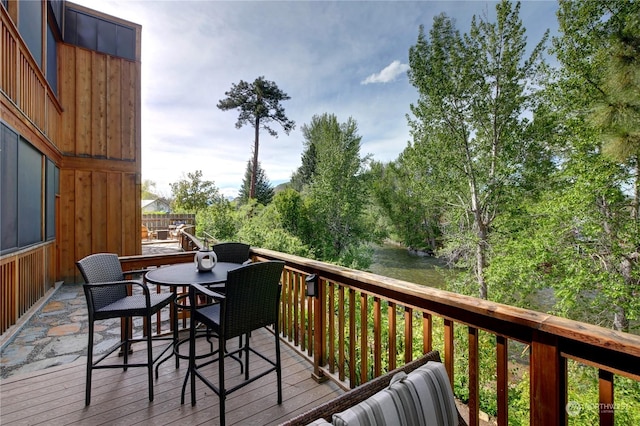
368,243,454,288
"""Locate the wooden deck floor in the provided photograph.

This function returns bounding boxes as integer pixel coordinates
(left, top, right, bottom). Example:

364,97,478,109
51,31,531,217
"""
0,329,343,425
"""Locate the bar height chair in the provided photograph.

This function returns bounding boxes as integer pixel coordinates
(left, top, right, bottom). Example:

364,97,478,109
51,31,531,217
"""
212,242,251,264
181,260,285,426
76,253,174,405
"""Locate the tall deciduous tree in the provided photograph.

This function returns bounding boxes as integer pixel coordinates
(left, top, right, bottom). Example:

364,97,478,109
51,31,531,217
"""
543,0,639,331
238,159,274,205
141,179,158,199
487,0,640,332
407,1,548,299
170,170,220,213
217,77,295,199
304,113,373,267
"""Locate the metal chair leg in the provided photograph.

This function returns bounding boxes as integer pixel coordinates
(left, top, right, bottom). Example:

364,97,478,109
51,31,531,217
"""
86,321,94,406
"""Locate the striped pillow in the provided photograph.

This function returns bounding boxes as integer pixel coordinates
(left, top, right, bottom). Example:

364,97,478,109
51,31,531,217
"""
402,362,459,426
331,362,458,426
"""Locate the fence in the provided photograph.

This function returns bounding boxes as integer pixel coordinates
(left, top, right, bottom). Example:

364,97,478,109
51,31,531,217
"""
141,214,196,235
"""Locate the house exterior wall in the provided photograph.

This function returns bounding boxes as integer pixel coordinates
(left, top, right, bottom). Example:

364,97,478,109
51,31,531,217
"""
0,0,141,333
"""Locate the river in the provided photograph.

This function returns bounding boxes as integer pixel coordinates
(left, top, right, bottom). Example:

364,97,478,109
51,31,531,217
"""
368,242,454,288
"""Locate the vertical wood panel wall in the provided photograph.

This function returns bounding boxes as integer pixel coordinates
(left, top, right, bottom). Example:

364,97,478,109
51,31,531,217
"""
1,4,142,334
57,41,142,283
2,7,142,284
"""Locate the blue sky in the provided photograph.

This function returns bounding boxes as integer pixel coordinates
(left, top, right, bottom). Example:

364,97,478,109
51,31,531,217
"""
72,0,559,198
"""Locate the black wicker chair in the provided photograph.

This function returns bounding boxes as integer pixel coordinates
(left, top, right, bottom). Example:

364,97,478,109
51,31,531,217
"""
212,242,251,264
181,260,285,426
76,253,173,405
175,242,251,342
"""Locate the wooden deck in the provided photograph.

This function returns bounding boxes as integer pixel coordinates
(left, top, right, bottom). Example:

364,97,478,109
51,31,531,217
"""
0,329,343,425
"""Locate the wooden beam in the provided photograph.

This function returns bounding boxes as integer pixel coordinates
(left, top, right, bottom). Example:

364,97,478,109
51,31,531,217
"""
530,331,566,425
496,335,508,426
469,326,479,426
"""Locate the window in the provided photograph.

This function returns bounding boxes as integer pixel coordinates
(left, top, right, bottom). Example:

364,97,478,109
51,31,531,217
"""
1,123,50,254
49,0,64,33
47,23,58,96
45,159,59,241
19,0,43,67
18,138,43,247
64,8,136,61
1,125,19,253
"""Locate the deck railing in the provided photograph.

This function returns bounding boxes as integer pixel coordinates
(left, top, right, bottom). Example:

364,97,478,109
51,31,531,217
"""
1,7,62,145
0,242,56,336
118,246,640,426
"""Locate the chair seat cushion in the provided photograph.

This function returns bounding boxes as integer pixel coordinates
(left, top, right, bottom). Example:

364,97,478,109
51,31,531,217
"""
193,303,222,333
94,293,173,319
331,362,458,426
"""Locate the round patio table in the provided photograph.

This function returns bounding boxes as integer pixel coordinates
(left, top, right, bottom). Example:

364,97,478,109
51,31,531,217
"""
145,261,242,289
145,261,243,371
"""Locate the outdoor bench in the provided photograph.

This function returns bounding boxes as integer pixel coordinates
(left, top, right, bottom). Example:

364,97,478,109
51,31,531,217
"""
281,350,467,426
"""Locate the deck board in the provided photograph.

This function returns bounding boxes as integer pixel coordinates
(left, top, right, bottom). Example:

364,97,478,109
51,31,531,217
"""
0,329,343,425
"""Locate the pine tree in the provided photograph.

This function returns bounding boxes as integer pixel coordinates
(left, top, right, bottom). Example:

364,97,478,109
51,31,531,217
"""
238,159,274,205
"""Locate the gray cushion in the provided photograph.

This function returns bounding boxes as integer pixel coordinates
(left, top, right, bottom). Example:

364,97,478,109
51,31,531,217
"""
331,362,458,426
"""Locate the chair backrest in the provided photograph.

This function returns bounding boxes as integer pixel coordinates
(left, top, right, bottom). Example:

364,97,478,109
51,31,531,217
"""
212,242,251,264
76,253,128,313
221,260,284,339
76,253,125,283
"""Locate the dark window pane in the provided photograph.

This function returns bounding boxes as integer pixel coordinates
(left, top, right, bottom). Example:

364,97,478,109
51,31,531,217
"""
18,139,43,247
47,23,58,96
117,25,136,60
1,124,19,253
97,19,117,56
19,0,43,67
46,159,58,240
76,11,97,51
64,9,77,45
49,0,64,33
64,7,136,60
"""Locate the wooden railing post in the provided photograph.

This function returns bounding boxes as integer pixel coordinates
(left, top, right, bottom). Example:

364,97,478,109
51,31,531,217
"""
530,331,566,425
496,335,509,426
599,369,614,426
469,326,479,426
312,274,327,383
444,318,454,389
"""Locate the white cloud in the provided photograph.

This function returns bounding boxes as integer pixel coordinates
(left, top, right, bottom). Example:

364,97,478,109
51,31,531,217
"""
361,60,410,85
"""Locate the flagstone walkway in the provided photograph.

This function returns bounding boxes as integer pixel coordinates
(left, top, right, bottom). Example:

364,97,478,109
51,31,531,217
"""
0,242,182,379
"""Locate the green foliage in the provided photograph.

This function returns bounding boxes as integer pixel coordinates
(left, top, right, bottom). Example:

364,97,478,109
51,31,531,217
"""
235,201,310,257
290,123,318,192
217,76,295,138
273,188,312,239
141,179,159,199
238,159,274,205
169,170,221,213
196,199,237,242
303,113,374,268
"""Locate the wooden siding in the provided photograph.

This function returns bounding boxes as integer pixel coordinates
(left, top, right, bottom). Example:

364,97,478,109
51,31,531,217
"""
57,168,141,282
54,30,142,283
58,44,139,161
1,4,142,329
